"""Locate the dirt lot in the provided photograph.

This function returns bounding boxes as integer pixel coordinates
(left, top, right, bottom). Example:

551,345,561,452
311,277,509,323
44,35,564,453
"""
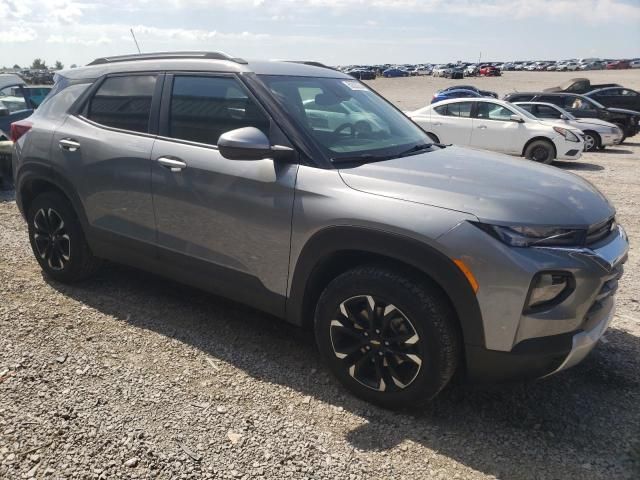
1,70,639,479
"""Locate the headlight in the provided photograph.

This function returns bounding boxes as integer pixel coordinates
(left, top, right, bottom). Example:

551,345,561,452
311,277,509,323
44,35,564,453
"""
553,126,580,142
472,222,585,247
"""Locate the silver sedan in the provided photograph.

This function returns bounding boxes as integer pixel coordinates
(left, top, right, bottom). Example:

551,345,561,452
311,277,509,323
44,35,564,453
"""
514,102,623,151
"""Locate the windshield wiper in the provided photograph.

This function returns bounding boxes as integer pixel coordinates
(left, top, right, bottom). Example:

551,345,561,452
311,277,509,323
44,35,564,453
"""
399,142,448,157
330,153,394,164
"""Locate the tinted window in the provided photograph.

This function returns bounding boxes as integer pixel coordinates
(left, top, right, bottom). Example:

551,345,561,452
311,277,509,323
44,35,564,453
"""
88,75,157,133
517,104,534,113
433,105,448,115
536,105,562,119
564,97,596,110
537,95,564,106
476,102,513,121
169,76,269,146
621,89,638,96
447,102,472,117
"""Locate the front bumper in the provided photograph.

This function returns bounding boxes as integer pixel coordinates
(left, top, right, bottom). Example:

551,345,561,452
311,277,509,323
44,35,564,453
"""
440,222,628,382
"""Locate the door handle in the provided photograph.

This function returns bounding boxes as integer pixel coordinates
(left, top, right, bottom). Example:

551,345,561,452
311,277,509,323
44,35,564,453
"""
157,156,187,172
59,138,80,151
477,125,487,129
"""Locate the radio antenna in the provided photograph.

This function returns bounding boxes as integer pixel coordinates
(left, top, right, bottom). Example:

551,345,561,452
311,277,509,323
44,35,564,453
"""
130,28,141,54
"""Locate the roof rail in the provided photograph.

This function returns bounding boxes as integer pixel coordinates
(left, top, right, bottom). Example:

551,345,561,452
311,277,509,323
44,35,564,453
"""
88,51,248,66
285,61,336,71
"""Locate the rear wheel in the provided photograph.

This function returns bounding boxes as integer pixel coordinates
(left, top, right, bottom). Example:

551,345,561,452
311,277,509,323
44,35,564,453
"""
27,192,101,283
583,131,600,152
314,265,460,409
524,139,555,164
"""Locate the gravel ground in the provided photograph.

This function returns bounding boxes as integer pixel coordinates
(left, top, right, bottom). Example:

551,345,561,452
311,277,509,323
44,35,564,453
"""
1,71,640,479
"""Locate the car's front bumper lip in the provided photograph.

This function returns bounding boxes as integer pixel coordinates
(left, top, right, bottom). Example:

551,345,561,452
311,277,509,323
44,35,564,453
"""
545,299,614,376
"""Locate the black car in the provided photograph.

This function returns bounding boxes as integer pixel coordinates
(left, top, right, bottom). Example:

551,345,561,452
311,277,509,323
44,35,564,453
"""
444,67,464,79
347,69,376,80
586,87,640,112
438,85,498,98
503,92,640,142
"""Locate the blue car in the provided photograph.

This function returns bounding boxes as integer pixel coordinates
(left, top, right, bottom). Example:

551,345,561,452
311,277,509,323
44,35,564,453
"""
382,68,409,78
431,88,482,104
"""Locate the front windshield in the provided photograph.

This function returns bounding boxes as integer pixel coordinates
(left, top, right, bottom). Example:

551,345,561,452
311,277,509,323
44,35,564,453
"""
258,75,428,159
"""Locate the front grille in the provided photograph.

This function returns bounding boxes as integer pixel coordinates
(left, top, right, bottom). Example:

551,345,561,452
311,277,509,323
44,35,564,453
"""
585,217,615,245
583,261,624,330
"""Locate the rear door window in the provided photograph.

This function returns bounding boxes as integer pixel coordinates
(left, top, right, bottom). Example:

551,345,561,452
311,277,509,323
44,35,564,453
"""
476,102,513,121
535,105,562,119
168,76,270,146
447,102,473,117
87,75,157,133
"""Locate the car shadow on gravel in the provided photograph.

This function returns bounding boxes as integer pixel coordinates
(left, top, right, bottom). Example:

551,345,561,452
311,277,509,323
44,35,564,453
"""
0,188,16,202
554,161,604,171
597,148,635,155
46,263,640,480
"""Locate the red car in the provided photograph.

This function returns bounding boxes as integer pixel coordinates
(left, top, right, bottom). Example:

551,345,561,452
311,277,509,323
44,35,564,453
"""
479,65,501,76
606,60,630,70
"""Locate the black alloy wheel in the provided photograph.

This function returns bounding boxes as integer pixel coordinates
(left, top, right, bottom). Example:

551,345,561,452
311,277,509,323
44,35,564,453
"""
32,207,71,271
329,295,423,392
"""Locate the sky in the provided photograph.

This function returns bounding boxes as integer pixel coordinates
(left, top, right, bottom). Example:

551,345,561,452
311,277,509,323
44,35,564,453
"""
1,0,639,68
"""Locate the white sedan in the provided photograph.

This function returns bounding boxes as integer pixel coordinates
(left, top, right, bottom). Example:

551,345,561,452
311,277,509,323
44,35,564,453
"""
407,98,585,164
514,102,623,151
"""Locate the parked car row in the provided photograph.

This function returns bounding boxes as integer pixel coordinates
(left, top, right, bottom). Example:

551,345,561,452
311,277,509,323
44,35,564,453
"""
409,80,638,161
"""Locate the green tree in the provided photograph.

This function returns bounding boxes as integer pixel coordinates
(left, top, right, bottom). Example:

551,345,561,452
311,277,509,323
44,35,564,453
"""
54,60,64,70
70,64,78,69
13,64,20,69
30,58,47,69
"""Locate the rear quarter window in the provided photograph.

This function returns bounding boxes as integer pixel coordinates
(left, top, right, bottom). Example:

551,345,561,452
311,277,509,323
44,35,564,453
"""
35,83,91,120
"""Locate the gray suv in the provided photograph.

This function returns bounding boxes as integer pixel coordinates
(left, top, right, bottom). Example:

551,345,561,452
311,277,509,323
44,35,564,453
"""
12,52,629,408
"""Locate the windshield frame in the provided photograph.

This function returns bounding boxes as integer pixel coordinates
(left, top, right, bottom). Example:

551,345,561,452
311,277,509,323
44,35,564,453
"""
255,73,433,166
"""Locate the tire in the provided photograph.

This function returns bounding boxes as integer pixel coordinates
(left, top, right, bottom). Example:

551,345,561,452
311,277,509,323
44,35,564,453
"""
314,265,460,409
582,131,600,152
614,123,627,144
524,139,555,164
598,145,606,150
27,191,101,283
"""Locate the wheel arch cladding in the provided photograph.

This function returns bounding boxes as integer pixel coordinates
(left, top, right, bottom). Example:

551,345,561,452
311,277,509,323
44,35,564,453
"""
287,226,485,347
18,166,88,228
522,136,557,158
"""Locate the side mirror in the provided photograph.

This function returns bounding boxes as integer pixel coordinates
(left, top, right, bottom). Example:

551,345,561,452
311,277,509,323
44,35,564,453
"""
559,114,568,120
218,127,293,161
510,114,524,123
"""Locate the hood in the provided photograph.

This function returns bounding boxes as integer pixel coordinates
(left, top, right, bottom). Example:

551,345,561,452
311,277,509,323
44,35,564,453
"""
338,146,614,227
536,119,583,132
606,107,640,116
573,118,619,129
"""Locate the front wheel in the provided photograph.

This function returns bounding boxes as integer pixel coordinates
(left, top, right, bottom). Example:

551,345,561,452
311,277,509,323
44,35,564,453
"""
583,131,600,152
27,192,101,283
314,265,460,409
524,139,555,164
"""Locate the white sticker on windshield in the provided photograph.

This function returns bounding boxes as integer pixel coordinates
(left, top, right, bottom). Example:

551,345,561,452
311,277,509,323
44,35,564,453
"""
342,80,370,91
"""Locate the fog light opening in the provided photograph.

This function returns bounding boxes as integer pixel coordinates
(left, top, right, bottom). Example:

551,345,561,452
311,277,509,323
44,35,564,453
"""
526,272,574,311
